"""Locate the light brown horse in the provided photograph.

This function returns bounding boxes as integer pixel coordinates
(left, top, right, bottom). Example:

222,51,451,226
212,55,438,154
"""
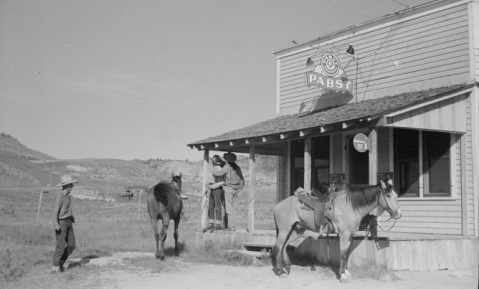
272,178,401,282
147,172,183,259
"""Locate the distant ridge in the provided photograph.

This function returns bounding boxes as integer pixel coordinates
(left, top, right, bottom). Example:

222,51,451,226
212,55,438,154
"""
0,133,276,190
0,133,56,161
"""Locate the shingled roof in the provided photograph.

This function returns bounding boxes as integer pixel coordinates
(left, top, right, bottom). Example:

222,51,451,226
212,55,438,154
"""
188,84,474,147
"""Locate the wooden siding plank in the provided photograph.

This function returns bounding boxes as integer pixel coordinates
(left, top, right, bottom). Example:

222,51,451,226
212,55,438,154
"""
386,226,462,235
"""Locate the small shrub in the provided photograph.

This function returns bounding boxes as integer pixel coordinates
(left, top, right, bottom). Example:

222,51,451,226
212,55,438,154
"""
0,249,25,282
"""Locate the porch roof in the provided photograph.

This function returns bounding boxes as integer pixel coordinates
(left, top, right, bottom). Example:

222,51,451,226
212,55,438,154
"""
188,84,475,151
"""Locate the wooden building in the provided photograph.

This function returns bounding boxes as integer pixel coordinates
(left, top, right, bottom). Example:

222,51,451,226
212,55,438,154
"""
188,0,479,271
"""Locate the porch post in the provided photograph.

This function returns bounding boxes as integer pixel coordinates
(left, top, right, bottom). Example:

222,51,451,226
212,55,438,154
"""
285,141,291,198
368,128,378,185
304,137,312,191
201,150,210,229
368,128,378,237
248,146,256,232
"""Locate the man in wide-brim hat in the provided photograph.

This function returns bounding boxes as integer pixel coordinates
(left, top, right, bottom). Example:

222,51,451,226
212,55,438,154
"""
51,175,78,273
206,155,226,230
213,152,244,231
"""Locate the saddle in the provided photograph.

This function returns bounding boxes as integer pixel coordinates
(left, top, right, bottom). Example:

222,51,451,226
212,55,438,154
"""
295,187,334,228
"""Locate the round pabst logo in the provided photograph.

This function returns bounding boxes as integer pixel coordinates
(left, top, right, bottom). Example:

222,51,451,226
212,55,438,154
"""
320,53,340,77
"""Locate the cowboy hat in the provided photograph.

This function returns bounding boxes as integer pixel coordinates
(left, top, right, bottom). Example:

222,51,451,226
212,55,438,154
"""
56,175,79,187
223,152,237,163
212,155,225,166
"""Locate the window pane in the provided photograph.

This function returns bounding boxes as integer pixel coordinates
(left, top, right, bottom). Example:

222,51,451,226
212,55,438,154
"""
394,129,419,197
423,131,450,197
426,158,450,195
398,161,420,197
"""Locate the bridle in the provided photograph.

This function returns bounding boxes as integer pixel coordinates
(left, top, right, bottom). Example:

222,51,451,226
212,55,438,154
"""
374,185,398,230
378,186,393,216
172,178,182,197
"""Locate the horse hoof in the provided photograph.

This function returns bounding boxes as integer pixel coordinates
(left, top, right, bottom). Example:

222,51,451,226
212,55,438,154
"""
340,274,351,283
279,273,289,278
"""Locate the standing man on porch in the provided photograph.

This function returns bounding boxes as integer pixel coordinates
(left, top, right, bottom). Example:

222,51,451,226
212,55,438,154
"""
213,152,244,231
51,175,78,273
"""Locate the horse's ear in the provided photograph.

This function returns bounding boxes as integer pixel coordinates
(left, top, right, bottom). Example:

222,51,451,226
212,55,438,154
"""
179,172,182,178
380,180,386,189
387,178,393,186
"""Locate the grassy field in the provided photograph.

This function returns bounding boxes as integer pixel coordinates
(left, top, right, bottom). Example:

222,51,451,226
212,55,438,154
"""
0,183,278,286
0,184,400,288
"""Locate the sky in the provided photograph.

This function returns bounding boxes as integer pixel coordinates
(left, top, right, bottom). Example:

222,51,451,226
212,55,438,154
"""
0,0,432,162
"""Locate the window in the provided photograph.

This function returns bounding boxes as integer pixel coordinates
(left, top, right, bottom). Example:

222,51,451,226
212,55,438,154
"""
393,129,451,198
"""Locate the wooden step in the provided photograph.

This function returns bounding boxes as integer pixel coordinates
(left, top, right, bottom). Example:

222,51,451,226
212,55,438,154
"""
242,241,275,251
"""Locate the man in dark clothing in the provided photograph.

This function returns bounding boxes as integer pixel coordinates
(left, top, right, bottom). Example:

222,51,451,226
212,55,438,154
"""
51,175,78,273
207,155,226,230
212,152,244,231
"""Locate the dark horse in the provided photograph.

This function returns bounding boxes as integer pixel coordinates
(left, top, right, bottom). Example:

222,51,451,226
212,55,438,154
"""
272,178,402,282
147,172,184,259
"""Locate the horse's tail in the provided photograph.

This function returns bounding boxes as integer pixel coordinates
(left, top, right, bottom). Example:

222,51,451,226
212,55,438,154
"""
152,181,178,212
274,213,279,237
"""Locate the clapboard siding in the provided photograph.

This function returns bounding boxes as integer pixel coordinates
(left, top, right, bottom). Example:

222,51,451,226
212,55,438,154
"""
278,3,471,115
387,95,467,132
280,29,469,92
464,96,476,236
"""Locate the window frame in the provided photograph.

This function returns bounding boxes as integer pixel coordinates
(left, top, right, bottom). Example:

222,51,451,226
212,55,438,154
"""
394,129,457,200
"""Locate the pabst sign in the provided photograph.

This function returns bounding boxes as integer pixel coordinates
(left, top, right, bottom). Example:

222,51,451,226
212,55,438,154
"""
305,52,354,92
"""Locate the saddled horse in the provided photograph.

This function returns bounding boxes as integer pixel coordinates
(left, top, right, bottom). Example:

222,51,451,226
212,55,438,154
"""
147,172,184,259
272,178,401,282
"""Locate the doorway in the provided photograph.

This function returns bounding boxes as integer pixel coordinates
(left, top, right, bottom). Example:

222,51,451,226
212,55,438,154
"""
347,137,369,186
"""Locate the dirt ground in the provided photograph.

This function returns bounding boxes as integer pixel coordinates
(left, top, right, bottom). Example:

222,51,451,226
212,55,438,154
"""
70,252,478,289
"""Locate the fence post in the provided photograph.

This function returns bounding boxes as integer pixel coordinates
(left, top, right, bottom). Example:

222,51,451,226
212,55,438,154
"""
37,190,49,221
138,190,142,220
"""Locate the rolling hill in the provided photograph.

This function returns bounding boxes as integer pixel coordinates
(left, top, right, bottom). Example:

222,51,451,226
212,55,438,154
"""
0,133,277,193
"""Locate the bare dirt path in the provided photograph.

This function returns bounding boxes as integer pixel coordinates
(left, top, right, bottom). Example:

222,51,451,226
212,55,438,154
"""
75,252,478,289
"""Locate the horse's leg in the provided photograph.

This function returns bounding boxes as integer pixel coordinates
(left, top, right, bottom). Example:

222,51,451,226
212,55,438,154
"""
173,217,180,257
339,232,353,283
281,226,303,275
158,214,170,260
272,230,288,276
150,216,161,259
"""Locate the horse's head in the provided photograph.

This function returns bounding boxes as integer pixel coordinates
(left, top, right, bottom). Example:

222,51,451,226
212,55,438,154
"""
171,172,182,195
378,178,402,220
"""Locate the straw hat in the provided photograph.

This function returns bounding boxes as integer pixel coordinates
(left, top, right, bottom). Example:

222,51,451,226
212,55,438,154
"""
212,155,225,166
56,175,79,187
223,152,237,163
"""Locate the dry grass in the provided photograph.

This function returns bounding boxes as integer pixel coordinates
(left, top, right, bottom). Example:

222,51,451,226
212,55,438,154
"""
0,185,398,287
0,186,275,287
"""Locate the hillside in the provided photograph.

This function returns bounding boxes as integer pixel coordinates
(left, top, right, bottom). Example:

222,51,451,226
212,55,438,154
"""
0,133,56,161
0,134,277,192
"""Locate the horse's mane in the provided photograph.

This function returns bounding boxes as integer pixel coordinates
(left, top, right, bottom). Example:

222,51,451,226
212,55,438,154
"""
346,185,381,211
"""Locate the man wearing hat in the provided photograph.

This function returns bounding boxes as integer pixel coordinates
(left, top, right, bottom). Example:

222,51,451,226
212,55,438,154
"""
206,155,226,230
51,175,78,273
212,152,244,231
